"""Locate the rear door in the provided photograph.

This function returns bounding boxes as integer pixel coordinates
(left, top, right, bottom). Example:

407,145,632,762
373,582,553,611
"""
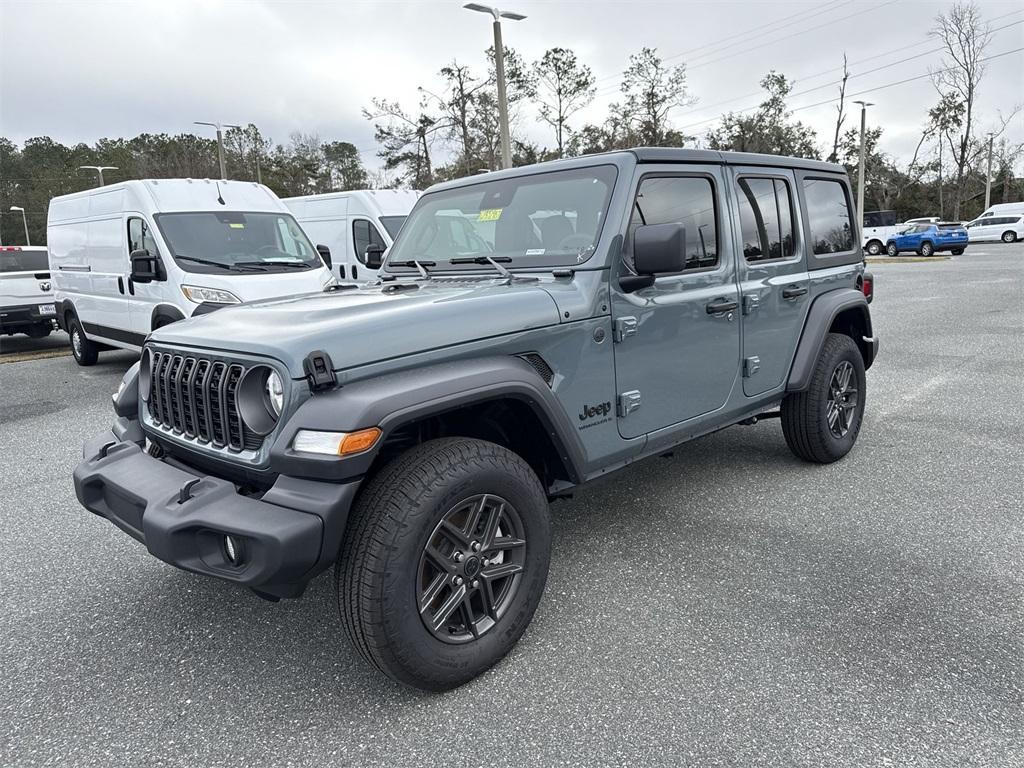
610,165,741,439
730,168,810,396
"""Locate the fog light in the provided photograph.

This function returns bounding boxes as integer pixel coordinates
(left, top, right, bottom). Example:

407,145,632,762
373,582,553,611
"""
223,534,244,566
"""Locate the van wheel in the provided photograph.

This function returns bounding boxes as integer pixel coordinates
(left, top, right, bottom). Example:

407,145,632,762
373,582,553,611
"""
886,242,899,257
866,240,882,256
918,241,935,257
1002,231,1017,243
781,333,866,464
68,317,99,366
336,437,551,691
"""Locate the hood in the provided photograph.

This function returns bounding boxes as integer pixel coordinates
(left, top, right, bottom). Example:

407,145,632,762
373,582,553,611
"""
150,278,561,376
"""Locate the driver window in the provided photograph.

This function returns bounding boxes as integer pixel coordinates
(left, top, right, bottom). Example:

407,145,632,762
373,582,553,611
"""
127,217,157,254
353,219,386,264
626,176,718,272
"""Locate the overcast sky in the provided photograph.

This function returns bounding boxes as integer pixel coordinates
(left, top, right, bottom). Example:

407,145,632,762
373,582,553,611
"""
1,0,1022,171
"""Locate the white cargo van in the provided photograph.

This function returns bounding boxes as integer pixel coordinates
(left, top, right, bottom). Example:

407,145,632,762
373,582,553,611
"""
0,246,57,339
48,179,334,365
283,189,418,282
966,213,1023,243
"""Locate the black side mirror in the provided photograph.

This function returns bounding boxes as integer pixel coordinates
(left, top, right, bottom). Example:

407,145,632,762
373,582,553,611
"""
623,223,687,292
130,249,161,283
365,243,385,270
316,244,332,269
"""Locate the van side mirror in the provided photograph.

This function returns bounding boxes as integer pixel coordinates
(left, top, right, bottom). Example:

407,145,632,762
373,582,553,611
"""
130,249,161,283
622,223,687,292
316,244,332,269
365,243,385,270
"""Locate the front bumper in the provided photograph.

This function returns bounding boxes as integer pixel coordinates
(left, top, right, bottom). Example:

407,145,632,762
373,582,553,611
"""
74,422,359,599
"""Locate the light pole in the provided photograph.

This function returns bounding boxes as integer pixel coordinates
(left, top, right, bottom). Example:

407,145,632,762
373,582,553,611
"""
984,134,994,211
10,206,30,246
853,100,874,226
464,3,526,170
79,165,119,187
195,121,240,179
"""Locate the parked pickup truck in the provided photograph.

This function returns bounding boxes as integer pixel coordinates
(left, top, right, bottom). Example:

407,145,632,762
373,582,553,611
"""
0,246,56,339
74,148,878,691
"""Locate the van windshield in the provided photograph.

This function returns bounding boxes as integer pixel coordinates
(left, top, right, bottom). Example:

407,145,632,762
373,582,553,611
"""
386,165,617,271
154,211,321,274
379,215,406,240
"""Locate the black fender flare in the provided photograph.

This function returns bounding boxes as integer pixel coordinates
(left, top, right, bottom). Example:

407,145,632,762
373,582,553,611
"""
269,356,587,483
151,304,186,329
787,288,875,392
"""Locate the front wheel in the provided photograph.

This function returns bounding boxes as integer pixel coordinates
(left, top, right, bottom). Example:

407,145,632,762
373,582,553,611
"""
919,241,935,257
68,317,99,366
1002,231,1017,243
782,333,866,463
886,242,899,257
337,437,551,691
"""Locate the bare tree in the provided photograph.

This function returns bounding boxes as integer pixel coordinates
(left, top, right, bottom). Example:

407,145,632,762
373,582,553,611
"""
621,47,695,146
533,48,596,158
828,54,850,163
929,1,992,218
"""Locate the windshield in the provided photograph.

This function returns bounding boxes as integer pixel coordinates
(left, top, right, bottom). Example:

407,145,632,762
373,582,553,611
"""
154,211,321,274
386,165,617,271
379,215,407,240
0,249,48,273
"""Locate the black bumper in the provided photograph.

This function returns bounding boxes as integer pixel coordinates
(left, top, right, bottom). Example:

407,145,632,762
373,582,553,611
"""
74,425,359,599
0,302,56,331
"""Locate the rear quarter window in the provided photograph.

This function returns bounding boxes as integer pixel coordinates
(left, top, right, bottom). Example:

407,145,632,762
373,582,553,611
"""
801,178,854,255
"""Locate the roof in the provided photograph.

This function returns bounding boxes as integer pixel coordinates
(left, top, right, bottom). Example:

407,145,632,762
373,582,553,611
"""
282,189,420,219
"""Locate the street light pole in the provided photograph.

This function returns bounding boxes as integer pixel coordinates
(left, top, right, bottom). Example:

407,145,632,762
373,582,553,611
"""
195,121,240,179
853,100,874,226
464,4,526,170
10,206,30,246
984,134,994,211
79,165,119,187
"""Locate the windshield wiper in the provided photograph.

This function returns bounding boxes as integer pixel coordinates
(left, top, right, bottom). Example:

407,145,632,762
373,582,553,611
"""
388,259,435,279
174,254,249,270
233,260,309,270
450,255,518,281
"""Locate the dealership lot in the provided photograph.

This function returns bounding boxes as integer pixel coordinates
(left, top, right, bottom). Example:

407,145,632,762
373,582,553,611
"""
1,245,1021,767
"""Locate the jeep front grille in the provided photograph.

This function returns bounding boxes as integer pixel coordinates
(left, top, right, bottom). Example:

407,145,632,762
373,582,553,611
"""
147,351,261,452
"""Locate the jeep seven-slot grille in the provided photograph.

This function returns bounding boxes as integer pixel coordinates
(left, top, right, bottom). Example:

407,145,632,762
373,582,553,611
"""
147,351,261,452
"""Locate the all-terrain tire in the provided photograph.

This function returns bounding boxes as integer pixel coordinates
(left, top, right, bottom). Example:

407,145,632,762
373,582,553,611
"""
781,333,866,463
68,316,99,366
336,437,551,691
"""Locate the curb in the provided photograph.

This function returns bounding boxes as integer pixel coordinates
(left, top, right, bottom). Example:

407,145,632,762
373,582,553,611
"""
865,256,952,264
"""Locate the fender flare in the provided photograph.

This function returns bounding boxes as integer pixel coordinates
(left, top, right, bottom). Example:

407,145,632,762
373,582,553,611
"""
269,356,587,483
151,304,186,329
787,288,875,392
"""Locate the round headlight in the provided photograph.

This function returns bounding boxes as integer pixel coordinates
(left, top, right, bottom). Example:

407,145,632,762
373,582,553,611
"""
265,370,284,417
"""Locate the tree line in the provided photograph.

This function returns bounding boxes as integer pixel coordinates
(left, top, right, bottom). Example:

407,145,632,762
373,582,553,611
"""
1,1,1019,247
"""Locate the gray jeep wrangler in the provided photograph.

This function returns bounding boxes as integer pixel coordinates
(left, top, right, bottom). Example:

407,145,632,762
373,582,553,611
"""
74,149,878,691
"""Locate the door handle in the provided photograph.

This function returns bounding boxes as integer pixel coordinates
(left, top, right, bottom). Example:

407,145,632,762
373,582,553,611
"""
117,277,125,294
782,286,808,299
706,298,739,315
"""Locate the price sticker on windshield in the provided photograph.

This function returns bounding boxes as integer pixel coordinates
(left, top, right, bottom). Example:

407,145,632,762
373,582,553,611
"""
478,208,503,222
228,223,245,229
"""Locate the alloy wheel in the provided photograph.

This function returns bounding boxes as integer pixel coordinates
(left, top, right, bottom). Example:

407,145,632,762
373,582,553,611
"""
417,493,526,644
826,360,859,438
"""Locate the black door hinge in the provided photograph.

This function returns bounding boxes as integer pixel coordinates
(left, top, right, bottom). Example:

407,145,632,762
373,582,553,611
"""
303,350,337,392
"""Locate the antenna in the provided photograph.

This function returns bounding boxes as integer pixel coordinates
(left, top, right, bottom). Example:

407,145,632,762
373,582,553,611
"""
214,180,226,206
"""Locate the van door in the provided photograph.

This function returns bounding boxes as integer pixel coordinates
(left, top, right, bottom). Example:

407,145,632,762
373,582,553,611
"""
730,169,810,396
352,218,386,282
81,216,131,342
126,215,167,340
610,167,741,440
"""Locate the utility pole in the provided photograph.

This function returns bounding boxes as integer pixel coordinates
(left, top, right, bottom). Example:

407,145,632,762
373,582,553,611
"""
10,206,30,246
853,101,874,225
938,138,944,219
984,134,994,211
195,121,240,179
464,4,526,170
79,165,118,187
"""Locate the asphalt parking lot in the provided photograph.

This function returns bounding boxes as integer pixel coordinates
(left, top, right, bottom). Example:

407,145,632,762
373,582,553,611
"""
1,244,1021,767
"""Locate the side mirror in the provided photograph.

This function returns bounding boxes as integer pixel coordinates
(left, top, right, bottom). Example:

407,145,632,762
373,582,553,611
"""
130,249,161,283
316,244,332,269
622,223,687,293
364,243,385,270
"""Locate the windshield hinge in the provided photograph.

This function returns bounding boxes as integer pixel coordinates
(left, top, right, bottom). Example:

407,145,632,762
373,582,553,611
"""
303,350,337,393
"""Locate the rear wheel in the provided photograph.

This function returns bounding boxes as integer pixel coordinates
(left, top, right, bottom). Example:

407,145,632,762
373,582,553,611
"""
782,333,866,463
337,437,551,691
1002,231,1017,243
918,241,935,257
951,248,964,255
68,317,99,366
866,240,883,256
886,242,899,257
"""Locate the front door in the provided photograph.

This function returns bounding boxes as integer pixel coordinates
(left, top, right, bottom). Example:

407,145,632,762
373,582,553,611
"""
127,215,165,341
610,167,741,440
730,169,810,396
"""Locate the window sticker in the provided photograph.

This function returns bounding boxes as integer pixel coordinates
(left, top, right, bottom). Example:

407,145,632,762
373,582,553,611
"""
525,248,545,255
478,208,503,222
229,222,245,229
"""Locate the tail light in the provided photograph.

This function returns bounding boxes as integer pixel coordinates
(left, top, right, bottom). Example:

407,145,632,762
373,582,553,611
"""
861,272,874,303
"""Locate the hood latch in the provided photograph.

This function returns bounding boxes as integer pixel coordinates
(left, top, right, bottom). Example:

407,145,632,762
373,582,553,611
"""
303,350,337,393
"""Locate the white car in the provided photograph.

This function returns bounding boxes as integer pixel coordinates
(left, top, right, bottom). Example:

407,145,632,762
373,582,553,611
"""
47,179,335,366
0,246,56,339
966,214,1024,244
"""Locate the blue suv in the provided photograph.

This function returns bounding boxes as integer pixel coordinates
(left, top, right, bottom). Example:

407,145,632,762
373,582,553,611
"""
886,222,968,257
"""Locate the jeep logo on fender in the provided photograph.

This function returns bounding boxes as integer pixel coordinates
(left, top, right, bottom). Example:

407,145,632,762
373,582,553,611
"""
579,401,612,422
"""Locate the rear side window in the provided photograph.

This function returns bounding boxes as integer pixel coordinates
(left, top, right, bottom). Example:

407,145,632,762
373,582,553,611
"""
627,176,718,271
127,217,158,254
0,249,48,272
802,179,854,255
736,177,796,261
353,219,385,264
